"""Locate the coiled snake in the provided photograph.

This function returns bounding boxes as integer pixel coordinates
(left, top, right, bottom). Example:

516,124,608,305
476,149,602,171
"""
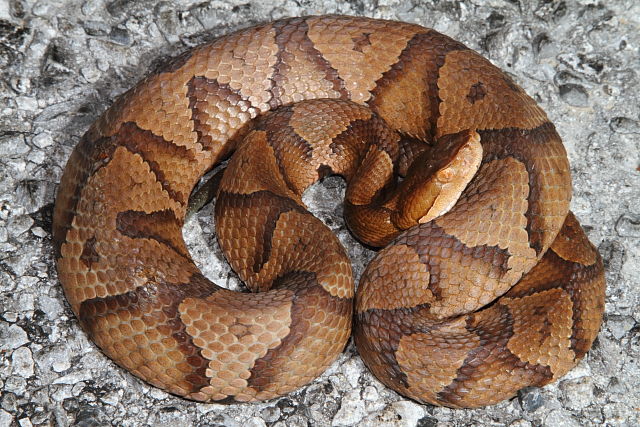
52,16,605,408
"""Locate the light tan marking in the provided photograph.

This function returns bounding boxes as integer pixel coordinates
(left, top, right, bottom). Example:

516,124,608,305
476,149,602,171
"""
356,244,433,312
397,318,479,405
290,100,371,145
437,50,548,136
436,157,538,288
220,130,301,201
180,290,293,401
306,17,424,103
549,213,598,265
503,289,576,378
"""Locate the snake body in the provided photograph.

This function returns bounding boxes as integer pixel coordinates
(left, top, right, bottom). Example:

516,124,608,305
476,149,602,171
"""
53,16,605,407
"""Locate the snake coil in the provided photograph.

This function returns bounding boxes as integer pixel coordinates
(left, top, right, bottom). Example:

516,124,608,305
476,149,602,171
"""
53,16,605,407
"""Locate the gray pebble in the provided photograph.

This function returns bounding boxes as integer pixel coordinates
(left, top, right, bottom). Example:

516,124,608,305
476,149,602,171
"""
332,391,366,426
0,409,13,427
559,377,594,411
518,387,546,412
558,84,590,107
615,213,640,237
10,347,34,378
0,324,29,350
544,409,581,427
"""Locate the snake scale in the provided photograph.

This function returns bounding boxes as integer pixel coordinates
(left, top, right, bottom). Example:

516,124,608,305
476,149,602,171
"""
52,15,605,408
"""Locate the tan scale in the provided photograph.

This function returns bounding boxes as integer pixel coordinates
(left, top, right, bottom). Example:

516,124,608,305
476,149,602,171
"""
502,289,576,377
306,17,426,103
395,318,480,405
436,50,549,136
355,244,433,312
268,19,345,105
179,289,294,401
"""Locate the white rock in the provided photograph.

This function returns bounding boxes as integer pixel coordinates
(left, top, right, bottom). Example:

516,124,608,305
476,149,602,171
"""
17,293,35,312
0,135,29,157
0,1,11,20
244,417,267,427
38,295,64,320
146,386,169,400
27,151,46,165
36,344,72,373
81,0,101,16
51,385,73,402
391,401,425,426
11,347,34,378
362,386,379,401
341,358,362,388
30,226,47,238
560,377,594,411
52,355,71,373
259,406,281,423
17,417,33,427
0,409,14,427
543,409,581,427
4,375,27,395
607,315,635,340
332,391,366,426
0,324,29,350
561,359,591,381
510,420,533,427
8,215,34,237
2,311,18,322
15,97,38,112
71,382,85,396
100,390,123,406
31,133,53,149
52,371,93,385
81,66,101,83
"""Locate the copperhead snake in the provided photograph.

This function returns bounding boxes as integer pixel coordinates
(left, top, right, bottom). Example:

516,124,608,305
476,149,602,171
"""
52,15,605,408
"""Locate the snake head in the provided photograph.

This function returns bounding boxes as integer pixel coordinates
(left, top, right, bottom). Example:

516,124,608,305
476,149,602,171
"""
392,129,483,228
